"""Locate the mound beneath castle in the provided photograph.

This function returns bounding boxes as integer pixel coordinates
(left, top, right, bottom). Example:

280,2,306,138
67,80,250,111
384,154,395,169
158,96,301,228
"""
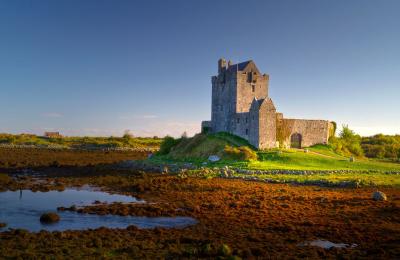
160,132,257,161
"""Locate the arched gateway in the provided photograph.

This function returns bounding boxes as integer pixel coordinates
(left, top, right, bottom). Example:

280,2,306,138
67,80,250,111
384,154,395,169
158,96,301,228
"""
290,133,302,148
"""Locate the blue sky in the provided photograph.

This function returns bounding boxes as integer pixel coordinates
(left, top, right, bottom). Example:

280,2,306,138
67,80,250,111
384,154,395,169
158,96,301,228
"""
0,0,399,137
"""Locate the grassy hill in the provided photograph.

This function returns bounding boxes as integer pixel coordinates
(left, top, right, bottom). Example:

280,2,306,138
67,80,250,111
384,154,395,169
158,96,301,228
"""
164,132,253,160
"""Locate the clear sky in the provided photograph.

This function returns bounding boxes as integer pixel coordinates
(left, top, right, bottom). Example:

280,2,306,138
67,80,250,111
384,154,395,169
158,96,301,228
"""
0,0,399,137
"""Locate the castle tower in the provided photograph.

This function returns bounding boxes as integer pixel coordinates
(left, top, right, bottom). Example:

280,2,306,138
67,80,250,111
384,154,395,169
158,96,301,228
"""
210,59,271,141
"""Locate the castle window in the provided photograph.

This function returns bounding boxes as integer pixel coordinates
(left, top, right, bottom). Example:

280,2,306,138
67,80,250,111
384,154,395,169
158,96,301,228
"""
246,129,249,135
245,117,248,123
247,73,252,82
220,105,223,111
237,118,240,123
252,85,255,92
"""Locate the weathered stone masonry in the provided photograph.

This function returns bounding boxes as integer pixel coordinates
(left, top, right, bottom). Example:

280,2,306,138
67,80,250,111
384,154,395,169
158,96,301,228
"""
202,58,333,149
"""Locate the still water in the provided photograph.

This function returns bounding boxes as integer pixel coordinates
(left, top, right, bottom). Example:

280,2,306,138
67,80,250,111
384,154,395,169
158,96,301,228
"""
0,189,196,232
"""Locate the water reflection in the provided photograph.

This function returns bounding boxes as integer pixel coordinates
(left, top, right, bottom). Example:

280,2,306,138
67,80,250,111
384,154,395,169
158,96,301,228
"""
0,189,196,232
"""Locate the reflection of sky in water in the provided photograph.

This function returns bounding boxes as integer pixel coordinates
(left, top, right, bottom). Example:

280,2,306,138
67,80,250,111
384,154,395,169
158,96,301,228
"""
0,190,196,232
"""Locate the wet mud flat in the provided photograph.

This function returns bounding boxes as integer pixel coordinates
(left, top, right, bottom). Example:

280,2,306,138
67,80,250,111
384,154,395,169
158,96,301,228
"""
0,167,399,259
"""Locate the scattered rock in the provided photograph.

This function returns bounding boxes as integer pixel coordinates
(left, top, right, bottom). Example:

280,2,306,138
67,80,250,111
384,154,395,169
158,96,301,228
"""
349,156,355,162
221,170,229,178
162,166,169,174
219,244,232,256
208,155,220,162
304,149,309,153
372,191,387,201
40,212,60,223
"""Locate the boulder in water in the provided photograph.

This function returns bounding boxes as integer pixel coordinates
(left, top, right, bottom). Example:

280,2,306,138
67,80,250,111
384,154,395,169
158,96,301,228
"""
40,212,60,223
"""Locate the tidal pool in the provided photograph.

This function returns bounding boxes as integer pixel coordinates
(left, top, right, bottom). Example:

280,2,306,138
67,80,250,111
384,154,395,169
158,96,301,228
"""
0,189,196,232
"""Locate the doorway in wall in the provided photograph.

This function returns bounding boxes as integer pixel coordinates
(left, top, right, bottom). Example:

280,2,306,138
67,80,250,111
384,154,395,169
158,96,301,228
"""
290,133,302,148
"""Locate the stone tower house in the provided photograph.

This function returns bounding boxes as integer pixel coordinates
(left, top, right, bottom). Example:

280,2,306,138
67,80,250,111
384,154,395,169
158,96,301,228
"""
202,58,333,149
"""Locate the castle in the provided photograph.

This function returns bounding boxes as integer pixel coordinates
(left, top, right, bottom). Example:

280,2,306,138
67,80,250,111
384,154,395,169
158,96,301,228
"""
201,58,334,149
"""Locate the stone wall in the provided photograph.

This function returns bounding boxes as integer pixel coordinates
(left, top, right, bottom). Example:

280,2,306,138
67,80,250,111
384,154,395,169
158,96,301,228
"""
211,70,237,133
278,118,332,148
230,112,250,140
258,99,277,149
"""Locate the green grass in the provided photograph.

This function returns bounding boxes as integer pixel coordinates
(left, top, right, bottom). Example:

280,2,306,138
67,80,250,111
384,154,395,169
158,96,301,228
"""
307,144,347,159
252,149,400,171
212,132,254,148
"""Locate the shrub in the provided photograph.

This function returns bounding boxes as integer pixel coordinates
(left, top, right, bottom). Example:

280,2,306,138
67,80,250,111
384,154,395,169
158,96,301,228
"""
157,136,181,155
223,145,258,161
330,121,337,137
219,244,232,256
361,134,400,160
330,125,363,157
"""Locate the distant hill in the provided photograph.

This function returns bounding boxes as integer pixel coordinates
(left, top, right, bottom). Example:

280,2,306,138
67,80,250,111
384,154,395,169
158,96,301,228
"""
0,133,161,151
